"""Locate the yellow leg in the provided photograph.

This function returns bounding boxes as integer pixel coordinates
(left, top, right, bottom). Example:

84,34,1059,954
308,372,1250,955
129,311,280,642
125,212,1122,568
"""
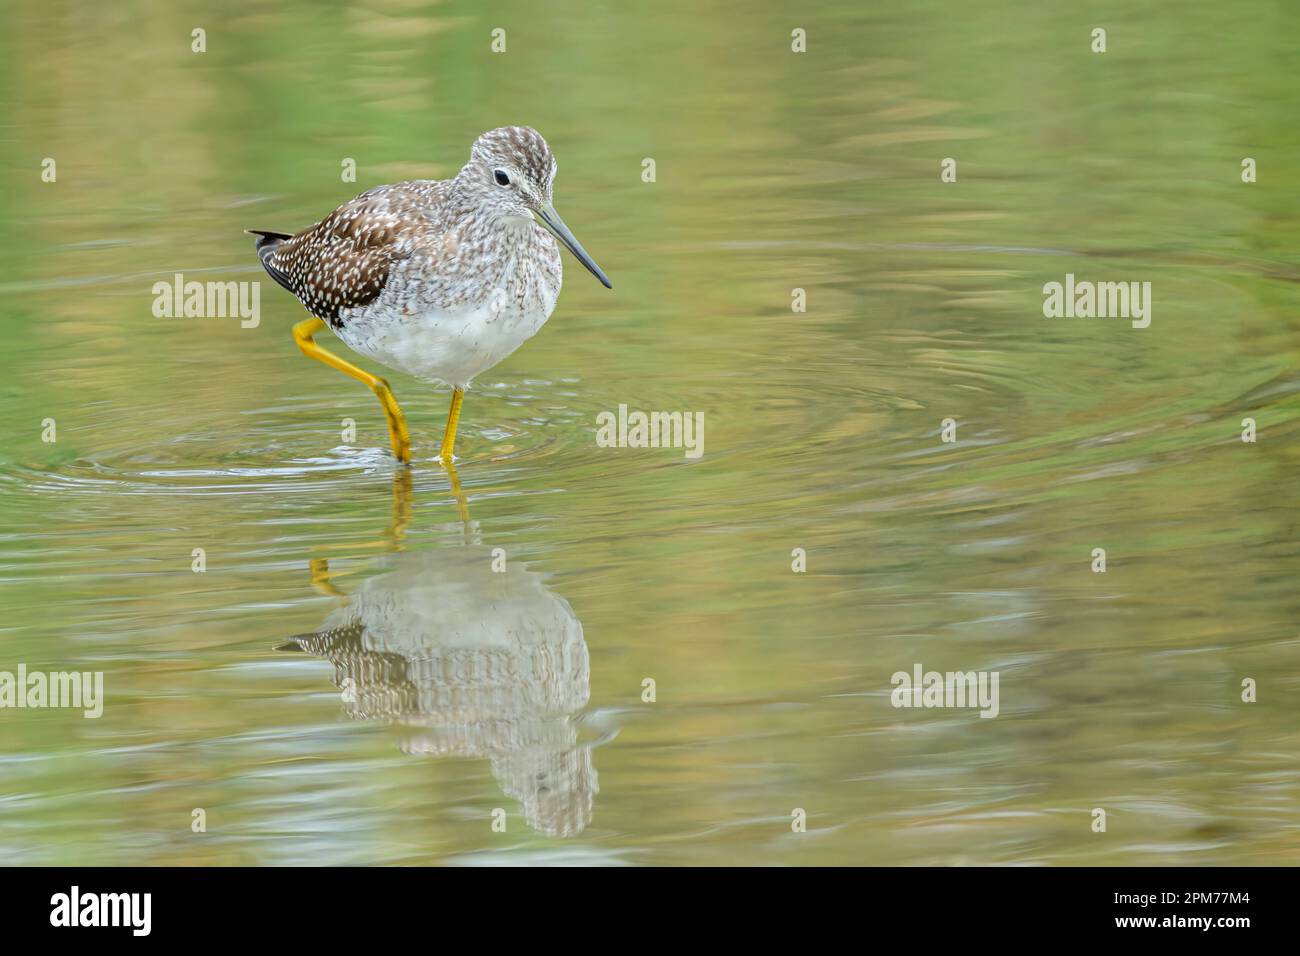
292,316,410,464
444,458,470,526
438,386,465,466
389,469,413,545
308,558,346,598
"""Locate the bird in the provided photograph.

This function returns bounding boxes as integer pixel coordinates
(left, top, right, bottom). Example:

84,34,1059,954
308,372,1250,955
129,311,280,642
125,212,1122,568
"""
280,544,597,837
248,126,611,466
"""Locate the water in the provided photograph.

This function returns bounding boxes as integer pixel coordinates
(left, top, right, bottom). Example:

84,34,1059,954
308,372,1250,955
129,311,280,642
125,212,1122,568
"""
1,1,1298,865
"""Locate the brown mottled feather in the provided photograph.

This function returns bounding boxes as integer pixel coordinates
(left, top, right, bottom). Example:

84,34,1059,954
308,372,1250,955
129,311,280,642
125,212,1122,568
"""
257,187,435,328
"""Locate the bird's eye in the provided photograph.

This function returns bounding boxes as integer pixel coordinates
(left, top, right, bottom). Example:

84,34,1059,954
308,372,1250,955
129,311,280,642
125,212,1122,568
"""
493,169,511,187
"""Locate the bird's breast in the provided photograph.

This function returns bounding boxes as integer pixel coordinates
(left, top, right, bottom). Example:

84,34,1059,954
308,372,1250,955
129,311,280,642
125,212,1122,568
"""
335,228,562,387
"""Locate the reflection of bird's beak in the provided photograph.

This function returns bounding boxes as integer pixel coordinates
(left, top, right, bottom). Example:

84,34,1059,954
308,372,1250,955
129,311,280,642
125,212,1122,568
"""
538,204,612,289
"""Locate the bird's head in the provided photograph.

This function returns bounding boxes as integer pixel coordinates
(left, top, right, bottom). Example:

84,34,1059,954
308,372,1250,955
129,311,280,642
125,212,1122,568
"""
462,126,611,289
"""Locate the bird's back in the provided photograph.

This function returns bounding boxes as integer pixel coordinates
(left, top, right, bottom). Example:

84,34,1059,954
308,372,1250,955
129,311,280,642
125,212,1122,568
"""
251,181,453,327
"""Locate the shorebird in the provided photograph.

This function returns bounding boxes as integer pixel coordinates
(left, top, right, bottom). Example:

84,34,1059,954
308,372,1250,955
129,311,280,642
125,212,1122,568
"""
249,126,611,465
281,545,595,837
282,473,595,836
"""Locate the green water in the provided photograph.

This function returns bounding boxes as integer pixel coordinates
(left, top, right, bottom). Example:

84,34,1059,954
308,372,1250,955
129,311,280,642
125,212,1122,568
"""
1,1,1298,865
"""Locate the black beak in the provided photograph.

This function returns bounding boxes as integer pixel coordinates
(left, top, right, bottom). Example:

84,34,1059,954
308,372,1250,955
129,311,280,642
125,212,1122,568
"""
538,204,612,289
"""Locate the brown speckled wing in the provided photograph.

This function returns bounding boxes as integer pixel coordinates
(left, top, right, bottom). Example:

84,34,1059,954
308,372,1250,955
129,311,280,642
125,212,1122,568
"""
263,187,424,327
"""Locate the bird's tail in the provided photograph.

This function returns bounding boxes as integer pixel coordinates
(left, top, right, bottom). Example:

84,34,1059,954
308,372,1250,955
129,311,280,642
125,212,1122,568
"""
246,229,295,293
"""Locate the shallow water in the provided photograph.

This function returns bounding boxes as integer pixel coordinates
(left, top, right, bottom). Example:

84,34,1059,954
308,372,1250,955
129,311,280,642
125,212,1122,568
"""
1,1,1298,865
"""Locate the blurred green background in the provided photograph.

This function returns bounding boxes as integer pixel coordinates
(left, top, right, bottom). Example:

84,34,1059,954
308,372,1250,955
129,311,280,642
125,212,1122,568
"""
0,0,1298,864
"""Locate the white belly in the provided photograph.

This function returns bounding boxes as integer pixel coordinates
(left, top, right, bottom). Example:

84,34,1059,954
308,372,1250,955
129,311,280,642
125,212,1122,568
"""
335,288,557,388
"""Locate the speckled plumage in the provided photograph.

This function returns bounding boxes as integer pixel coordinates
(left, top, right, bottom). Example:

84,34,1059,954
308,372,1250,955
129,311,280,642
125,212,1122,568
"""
281,548,595,837
253,127,596,388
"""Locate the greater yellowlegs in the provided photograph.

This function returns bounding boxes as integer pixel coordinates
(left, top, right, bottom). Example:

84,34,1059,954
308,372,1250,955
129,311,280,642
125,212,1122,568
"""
280,545,594,837
249,126,611,465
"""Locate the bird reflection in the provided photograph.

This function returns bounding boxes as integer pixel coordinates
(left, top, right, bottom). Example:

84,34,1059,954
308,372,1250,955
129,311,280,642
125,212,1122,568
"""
281,467,596,837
